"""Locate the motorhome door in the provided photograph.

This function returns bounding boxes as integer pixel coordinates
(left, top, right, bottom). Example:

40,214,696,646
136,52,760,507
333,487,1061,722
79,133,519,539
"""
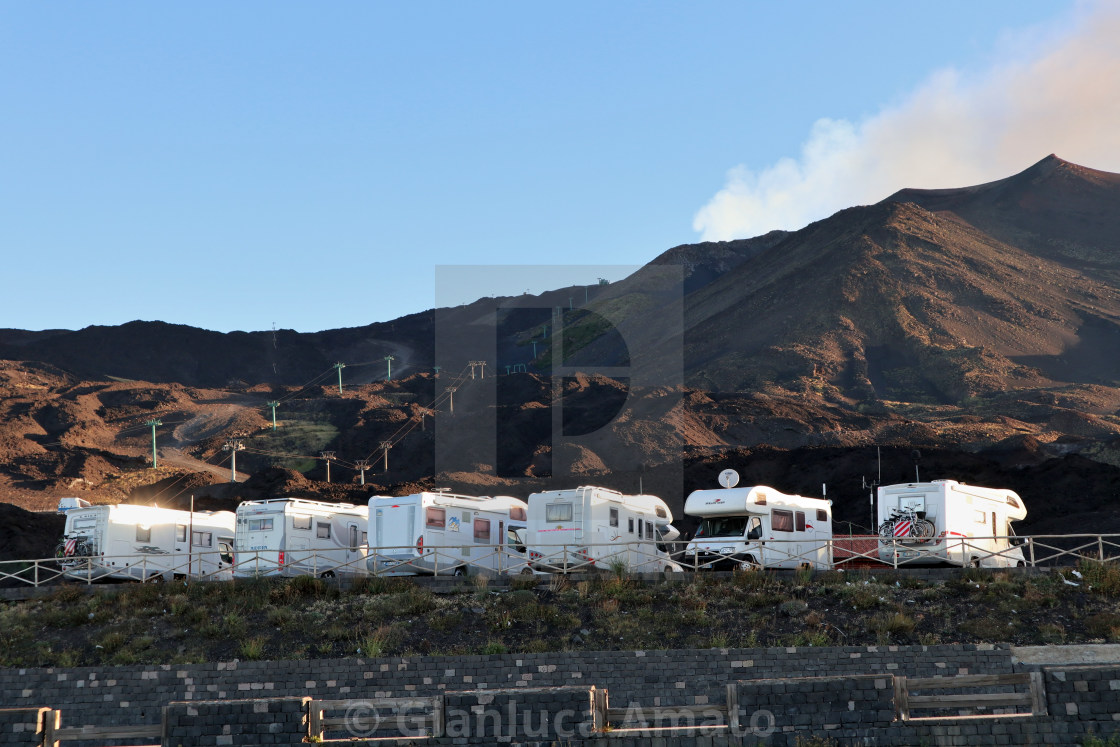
346,522,361,572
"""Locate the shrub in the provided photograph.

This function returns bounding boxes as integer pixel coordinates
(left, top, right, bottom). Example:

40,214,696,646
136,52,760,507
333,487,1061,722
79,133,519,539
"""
868,612,916,636
959,615,1015,640
238,636,267,660
779,599,809,617
1038,623,1066,644
1076,560,1120,597
480,640,508,655
1085,613,1120,640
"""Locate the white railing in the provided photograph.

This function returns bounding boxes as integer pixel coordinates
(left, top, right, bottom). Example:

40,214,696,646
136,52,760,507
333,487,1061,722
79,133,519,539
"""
2,534,1118,588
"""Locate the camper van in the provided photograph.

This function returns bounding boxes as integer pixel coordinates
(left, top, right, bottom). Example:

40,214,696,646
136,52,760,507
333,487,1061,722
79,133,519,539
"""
367,492,530,575
233,498,368,578
57,502,236,581
877,480,1028,567
684,485,833,570
524,486,682,573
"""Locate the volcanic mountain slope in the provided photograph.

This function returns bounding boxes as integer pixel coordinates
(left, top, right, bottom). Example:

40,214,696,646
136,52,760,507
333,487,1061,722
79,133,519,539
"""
886,155,1120,287
683,198,1120,398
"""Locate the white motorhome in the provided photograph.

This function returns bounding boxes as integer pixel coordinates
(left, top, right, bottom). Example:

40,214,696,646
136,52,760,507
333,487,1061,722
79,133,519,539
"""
684,485,833,570
233,498,368,578
877,480,1028,567
368,492,530,575
524,486,682,573
57,502,236,581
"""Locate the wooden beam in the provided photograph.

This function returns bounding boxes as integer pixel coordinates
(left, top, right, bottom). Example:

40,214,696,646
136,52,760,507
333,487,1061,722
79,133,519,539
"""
908,693,1031,709
55,724,161,739
907,673,1030,690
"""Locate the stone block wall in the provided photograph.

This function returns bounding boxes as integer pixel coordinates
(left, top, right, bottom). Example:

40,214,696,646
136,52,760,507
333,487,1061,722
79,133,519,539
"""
731,674,895,743
0,707,47,747
0,643,1014,738
161,696,309,747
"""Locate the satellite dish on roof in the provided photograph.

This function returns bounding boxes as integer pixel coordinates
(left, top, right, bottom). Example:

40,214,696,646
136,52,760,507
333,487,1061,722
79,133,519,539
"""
718,469,740,489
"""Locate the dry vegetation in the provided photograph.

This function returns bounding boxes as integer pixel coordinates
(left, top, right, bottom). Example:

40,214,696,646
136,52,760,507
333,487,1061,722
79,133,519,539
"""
3,562,1120,670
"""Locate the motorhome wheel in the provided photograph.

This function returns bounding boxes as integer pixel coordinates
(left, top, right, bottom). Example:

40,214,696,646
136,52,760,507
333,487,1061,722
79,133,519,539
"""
320,571,336,579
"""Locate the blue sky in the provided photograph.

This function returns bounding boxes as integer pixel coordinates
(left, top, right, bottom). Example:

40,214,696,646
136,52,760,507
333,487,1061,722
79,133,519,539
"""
2,1,1112,333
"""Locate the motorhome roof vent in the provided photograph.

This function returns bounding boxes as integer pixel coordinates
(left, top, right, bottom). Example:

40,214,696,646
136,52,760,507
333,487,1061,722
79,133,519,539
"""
1006,495,1020,508
754,493,767,505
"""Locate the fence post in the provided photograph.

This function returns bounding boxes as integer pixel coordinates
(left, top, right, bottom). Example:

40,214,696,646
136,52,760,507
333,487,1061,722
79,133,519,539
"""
1029,537,1036,567
893,675,909,722
1099,536,1105,562
592,687,608,732
726,683,740,733
308,699,322,740
432,694,445,737
1029,670,1048,716
43,708,60,747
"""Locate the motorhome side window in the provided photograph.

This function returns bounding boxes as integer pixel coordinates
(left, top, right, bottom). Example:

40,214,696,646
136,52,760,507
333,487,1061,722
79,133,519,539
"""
192,531,212,547
645,521,653,540
628,517,635,534
426,507,446,529
350,526,358,548
176,524,187,542
609,508,619,527
816,509,828,522
509,506,527,522
136,526,151,542
473,518,491,543
316,522,331,539
795,511,806,532
771,509,794,533
546,503,573,522
248,518,273,531
292,515,312,530
974,510,987,525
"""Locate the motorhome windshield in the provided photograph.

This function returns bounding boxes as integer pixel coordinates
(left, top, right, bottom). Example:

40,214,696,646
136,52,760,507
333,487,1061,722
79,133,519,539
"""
695,517,749,539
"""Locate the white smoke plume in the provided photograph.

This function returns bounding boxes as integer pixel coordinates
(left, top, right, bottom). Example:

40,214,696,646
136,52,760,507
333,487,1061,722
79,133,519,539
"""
693,2,1120,241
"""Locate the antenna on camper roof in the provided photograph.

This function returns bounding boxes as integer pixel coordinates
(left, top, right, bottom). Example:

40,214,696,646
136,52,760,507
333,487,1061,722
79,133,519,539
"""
863,446,882,532
911,449,922,483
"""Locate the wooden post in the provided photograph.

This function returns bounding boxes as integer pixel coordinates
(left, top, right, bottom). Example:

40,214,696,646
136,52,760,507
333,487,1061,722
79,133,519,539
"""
592,687,609,732
308,699,323,741
431,695,445,738
42,709,60,747
726,683,740,733
893,675,910,722
1029,670,1048,716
